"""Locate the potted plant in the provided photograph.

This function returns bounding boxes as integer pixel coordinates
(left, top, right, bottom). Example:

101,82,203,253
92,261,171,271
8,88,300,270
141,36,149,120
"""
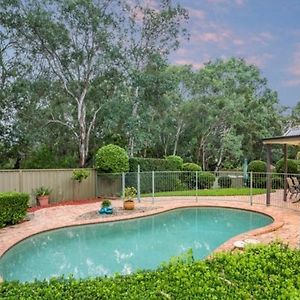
99,199,113,214
123,187,137,210
33,186,52,207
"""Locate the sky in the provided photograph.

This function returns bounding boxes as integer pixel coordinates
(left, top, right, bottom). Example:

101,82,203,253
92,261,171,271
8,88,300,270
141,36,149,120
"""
166,0,300,109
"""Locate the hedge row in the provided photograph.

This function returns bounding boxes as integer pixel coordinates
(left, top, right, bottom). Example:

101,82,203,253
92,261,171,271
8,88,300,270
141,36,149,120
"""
0,192,29,228
129,157,179,172
1,243,300,299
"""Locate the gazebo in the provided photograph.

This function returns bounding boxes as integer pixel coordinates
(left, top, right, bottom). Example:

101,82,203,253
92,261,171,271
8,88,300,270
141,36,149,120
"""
262,126,300,204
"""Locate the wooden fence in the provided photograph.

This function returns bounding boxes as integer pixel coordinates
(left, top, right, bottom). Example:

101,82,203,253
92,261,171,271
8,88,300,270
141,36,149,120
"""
0,169,97,206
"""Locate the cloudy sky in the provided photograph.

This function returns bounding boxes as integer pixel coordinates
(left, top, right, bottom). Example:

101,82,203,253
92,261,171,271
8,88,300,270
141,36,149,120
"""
167,0,300,108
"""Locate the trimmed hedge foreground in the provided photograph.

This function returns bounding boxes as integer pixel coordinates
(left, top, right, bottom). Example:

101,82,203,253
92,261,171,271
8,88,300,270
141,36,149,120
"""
1,243,300,299
0,192,29,228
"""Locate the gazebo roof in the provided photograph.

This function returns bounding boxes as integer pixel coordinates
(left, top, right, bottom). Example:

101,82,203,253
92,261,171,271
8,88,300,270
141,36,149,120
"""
263,126,300,145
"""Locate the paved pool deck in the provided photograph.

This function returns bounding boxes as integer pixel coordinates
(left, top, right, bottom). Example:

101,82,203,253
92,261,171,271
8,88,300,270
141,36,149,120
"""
1,193,300,257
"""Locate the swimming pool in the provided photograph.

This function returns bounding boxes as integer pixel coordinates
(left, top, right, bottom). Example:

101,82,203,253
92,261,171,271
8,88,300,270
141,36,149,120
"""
0,207,273,282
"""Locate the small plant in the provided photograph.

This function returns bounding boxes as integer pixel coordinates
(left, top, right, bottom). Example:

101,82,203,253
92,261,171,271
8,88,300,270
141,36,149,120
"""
124,187,137,200
101,199,111,208
72,169,90,183
33,186,52,197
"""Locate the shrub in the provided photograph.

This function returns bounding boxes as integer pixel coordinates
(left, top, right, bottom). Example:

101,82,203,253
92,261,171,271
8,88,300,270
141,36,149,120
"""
2,243,299,299
72,169,90,182
275,159,298,174
165,155,184,171
182,162,202,172
101,199,111,207
95,144,129,173
248,160,267,173
0,192,29,228
129,157,175,172
198,172,216,189
218,176,232,188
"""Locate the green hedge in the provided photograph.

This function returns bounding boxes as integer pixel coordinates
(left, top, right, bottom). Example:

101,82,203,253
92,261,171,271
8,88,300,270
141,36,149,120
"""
0,192,29,228
275,158,298,174
248,160,267,173
129,157,176,172
165,155,183,170
1,243,300,299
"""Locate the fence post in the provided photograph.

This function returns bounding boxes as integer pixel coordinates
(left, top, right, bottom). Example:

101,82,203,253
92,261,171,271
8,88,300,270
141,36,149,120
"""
137,165,141,203
250,171,253,205
195,171,198,202
19,170,23,192
152,171,155,204
122,172,125,200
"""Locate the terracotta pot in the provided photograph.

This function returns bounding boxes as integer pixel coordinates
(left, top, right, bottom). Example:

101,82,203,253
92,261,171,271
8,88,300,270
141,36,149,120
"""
38,195,50,207
123,200,134,210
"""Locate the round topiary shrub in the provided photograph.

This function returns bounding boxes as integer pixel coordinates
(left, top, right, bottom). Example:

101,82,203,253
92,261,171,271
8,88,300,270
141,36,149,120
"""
248,160,267,173
275,159,298,174
165,155,184,171
182,162,202,172
95,144,129,173
218,176,232,188
198,172,216,189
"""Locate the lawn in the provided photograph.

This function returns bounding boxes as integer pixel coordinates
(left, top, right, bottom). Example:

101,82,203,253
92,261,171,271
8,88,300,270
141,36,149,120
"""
142,187,266,197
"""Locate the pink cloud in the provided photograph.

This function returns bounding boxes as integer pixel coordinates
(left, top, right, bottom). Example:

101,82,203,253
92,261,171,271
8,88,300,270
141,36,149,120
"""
206,0,246,6
288,46,300,77
283,79,300,87
245,53,273,68
188,8,206,20
251,31,275,44
193,29,232,43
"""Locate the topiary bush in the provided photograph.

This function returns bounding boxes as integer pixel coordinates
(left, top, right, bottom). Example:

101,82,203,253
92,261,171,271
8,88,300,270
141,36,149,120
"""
198,172,216,189
248,160,267,173
182,162,202,172
95,144,129,173
218,176,232,188
129,157,177,172
275,159,298,174
0,192,29,228
165,155,184,171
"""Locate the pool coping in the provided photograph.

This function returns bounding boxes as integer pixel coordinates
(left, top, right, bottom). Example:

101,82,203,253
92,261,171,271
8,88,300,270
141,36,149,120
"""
0,198,295,259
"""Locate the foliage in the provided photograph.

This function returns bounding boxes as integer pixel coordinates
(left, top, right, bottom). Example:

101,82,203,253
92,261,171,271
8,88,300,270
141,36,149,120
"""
95,144,129,173
275,158,298,174
101,199,111,208
198,172,216,189
124,187,137,200
72,169,90,183
33,186,51,197
2,243,300,299
218,176,232,188
129,157,177,172
0,192,29,228
182,162,202,171
165,155,184,170
248,160,267,173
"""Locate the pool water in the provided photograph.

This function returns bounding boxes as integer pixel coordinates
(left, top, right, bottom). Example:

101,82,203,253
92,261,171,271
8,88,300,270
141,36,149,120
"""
0,207,272,282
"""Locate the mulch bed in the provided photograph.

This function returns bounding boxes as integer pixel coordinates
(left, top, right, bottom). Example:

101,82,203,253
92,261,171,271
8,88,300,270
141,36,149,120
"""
27,198,106,212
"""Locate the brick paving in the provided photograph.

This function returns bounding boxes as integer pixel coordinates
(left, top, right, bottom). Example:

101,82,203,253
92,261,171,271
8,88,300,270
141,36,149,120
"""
1,192,300,258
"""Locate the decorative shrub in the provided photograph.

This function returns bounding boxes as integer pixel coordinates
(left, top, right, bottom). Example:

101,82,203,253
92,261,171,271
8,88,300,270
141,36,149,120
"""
248,160,267,173
129,157,175,172
198,172,216,189
2,243,299,299
0,192,29,228
72,169,90,182
95,144,129,173
124,187,137,200
218,176,232,188
33,186,51,197
275,159,298,174
165,155,183,171
101,199,111,207
182,162,202,172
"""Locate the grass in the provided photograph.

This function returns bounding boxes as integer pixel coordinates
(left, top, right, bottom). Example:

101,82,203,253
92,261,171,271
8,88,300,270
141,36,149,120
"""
142,187,267,197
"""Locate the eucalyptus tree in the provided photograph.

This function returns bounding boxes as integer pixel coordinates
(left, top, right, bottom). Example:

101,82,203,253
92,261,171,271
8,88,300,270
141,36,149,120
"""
1,0,124,167
119,0,189,156
184,58,282,170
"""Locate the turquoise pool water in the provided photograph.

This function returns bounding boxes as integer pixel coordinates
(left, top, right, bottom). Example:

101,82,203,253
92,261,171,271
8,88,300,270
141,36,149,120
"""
0,207,272,282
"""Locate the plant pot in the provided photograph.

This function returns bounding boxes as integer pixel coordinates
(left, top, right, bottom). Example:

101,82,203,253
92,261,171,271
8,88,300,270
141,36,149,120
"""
123,200,134,210
38,195,50,207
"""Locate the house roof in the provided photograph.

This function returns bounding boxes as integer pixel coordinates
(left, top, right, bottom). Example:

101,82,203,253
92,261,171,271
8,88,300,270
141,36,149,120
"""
262,126,300,145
